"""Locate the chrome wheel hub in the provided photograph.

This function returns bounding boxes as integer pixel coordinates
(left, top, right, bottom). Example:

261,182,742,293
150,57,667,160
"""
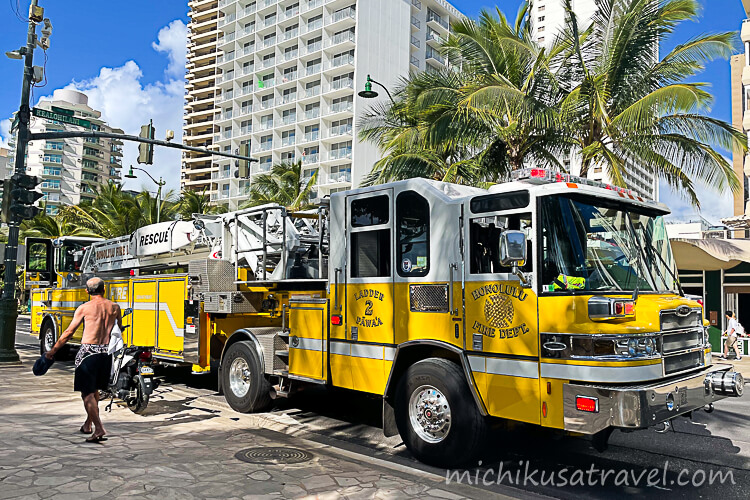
408,385,452,443
43,329,55,352
229,358,252,397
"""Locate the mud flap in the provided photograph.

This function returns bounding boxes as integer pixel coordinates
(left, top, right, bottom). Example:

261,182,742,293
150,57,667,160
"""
383,398,398,438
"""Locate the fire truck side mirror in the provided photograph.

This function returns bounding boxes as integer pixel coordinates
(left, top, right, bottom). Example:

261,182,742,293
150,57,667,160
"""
499,230,527,266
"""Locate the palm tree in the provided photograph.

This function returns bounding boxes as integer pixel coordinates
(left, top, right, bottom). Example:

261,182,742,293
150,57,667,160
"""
20,212,99,239
359,5,569,186
241,160,318,211
557,0,746,206
178,189,226,220
136,188,179,226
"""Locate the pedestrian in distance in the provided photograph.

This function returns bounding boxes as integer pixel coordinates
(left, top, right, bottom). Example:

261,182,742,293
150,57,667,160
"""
721,310,743,361
45,277,122,443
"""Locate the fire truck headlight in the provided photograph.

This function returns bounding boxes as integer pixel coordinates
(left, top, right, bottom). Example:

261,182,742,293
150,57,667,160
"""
643,338,655,355
627,338,638,357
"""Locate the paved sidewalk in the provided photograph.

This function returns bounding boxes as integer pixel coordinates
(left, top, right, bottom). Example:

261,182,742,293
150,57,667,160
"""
0,349,517,500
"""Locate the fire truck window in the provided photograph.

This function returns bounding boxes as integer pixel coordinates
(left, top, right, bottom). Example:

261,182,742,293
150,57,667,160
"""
351,195,389,227
351,230,390,278
470,214,532,274
27,242,49,272
470,191,529,213
60,242,86,272
396,192,429,277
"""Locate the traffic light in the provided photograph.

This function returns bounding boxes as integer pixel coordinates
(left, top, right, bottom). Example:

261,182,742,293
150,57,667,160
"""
138,120,155,165
237,142,250,178
1,174,43,222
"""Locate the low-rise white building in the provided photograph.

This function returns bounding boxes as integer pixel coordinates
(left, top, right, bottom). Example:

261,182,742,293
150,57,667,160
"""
7,89,124,214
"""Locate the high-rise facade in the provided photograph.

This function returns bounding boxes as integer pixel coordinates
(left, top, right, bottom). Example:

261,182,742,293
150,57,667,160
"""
528,0,659,200
730,1,750,217
183,0,220,196
182,0,463,209
6,89,123,215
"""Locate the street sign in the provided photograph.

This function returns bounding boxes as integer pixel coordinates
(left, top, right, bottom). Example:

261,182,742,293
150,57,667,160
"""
50,106,74,117
31,107,91,128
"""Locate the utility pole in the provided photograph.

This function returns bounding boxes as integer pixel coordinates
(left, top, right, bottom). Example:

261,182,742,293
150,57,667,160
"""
0,0,39,363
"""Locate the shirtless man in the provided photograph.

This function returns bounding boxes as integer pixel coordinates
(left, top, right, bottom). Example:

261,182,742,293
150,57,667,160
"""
46,277,121,443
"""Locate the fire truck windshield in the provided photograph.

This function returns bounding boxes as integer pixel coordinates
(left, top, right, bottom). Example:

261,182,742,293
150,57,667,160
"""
539,194,677,293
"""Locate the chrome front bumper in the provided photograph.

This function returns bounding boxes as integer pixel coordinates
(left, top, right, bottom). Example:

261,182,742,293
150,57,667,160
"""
563,364,743,434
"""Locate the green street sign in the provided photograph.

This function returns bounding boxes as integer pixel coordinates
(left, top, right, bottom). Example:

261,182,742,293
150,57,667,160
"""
50,106,74,117
32,107,91,128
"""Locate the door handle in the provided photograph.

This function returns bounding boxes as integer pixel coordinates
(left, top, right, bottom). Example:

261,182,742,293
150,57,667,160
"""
334,267,342,311
448,262,458,315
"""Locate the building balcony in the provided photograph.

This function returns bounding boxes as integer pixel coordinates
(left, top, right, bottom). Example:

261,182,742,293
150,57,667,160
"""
301,0,323,14
302,153,319,164
325,8,355,28
743,18,750,43
744,107,750,132
324,32,355,49
742,64,750,86
426,11,450,31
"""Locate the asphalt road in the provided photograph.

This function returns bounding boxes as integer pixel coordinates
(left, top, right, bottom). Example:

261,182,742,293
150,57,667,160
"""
15,319,750,499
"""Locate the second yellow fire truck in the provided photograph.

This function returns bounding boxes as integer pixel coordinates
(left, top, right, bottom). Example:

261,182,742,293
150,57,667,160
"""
28,170,744,467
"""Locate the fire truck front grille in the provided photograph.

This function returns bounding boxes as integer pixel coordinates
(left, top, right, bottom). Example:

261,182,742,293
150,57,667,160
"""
664,350,703,375
660,308,702,331
409,285,449,313
662,329,704,353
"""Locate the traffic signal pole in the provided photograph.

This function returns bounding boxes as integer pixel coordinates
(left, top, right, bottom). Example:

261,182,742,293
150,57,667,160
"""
0,0,39,363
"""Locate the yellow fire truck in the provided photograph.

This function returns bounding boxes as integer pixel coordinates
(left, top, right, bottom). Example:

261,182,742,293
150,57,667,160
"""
28,170,744,467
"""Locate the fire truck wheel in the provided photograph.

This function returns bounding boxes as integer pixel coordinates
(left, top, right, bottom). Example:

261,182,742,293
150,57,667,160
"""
221,341,272,413
39,323,69,360
395,358,486,468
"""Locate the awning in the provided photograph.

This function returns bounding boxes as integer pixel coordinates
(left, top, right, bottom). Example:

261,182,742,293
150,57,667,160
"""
671,238,750,271
721,214,750,229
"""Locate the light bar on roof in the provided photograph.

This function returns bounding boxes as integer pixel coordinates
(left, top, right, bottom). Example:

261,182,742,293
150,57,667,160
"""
511,168,656,204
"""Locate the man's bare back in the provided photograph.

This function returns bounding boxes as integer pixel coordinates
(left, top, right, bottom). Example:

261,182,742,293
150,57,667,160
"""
75,297,122,344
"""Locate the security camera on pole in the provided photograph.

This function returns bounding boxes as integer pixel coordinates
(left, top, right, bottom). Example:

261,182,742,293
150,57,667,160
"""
0,0,45,363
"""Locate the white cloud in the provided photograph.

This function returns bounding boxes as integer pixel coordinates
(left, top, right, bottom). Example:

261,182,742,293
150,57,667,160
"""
0,119,11,149
660,180,734,226
152,20,188,79
28,19,189,193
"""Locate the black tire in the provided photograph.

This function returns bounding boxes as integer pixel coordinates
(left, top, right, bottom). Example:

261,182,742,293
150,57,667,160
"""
395,358,487,468
126,376,149,415
221,340,272,413
39,322,70,360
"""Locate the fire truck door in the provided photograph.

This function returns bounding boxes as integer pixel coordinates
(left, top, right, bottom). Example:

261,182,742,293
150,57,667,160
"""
131,280,157,348
155,278,185,355
464,205,541,425
341,189,394,394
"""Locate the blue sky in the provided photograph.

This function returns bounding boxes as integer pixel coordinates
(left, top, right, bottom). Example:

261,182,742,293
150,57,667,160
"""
0,0,746,222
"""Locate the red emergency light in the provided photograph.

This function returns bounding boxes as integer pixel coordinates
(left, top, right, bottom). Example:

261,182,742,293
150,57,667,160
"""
330,315,342,326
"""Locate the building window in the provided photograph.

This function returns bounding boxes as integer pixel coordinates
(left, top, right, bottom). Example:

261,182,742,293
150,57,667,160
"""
42,154,62,163
45,141,63,151
539,5,545,11
538,37,545,42
538,26,545,32
396,191,430,277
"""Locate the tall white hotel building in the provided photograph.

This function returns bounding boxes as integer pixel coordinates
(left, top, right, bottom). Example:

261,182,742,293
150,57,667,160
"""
529,0,659,200
182,0,463,208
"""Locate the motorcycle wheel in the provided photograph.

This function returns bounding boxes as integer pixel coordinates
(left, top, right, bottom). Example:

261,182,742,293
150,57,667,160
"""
126,377,149,414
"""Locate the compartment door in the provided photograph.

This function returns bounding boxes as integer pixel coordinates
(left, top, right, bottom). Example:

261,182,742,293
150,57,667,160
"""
131,281,157,347
288,298,327,381
156,279,185,355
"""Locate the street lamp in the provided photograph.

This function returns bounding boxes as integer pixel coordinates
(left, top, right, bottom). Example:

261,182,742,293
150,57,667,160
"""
358,74,395,104
125,165,166,224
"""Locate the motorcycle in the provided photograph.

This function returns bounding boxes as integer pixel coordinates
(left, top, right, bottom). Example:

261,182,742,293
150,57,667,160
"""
103,310,159,414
